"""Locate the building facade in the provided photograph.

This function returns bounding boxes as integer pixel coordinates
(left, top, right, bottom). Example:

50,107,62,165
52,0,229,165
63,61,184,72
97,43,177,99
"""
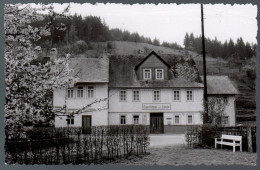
54,58,109,133
54,51,239,133
206,75,239,126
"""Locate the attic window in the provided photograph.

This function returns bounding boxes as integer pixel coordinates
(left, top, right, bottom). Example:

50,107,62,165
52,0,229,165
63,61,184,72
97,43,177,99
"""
155,68,164,80
143,69,152,80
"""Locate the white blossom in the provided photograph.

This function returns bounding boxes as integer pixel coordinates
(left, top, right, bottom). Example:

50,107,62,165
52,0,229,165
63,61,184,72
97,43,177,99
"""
5,4,75,138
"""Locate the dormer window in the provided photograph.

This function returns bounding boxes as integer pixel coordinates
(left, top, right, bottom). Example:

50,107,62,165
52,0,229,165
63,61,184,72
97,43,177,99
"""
155,68,164,80
143,69,152,80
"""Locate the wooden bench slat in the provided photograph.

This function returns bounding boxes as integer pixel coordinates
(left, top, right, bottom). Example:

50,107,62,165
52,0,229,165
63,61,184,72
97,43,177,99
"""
215,141,241,146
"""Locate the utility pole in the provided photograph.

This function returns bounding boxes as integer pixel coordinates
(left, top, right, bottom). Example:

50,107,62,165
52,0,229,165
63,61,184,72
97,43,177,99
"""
201,4,209,123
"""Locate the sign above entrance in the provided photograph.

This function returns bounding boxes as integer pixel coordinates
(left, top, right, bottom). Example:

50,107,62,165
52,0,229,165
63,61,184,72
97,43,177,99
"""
142,103,171,110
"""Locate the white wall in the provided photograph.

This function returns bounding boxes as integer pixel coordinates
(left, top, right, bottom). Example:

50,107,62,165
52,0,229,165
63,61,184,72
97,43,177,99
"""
226,96,236,126
54,83,109,127
208,96,236,126
109,88,204,113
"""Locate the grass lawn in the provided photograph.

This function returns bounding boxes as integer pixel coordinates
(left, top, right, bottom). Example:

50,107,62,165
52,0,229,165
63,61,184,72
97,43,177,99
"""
118,144,256,166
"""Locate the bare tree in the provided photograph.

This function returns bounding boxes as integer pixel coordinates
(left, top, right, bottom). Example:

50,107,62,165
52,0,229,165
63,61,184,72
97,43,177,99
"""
201,97,228,125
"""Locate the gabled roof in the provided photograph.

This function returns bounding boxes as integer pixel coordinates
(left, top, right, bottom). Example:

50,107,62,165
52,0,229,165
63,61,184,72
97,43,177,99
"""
134,51,171,70
109,54,203,88
70,57,109,83
201,75,239,95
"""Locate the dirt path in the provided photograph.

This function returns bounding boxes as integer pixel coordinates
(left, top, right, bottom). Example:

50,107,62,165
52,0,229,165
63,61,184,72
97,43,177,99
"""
119,144,256,166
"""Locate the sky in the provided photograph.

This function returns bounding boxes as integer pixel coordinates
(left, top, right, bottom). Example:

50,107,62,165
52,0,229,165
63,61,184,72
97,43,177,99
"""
48,3,257,46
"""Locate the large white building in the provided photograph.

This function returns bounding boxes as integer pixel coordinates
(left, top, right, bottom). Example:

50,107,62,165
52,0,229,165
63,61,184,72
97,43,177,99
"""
54,51,239,133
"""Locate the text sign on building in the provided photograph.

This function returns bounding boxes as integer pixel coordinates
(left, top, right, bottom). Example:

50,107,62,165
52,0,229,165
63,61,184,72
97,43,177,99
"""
142,103,171,110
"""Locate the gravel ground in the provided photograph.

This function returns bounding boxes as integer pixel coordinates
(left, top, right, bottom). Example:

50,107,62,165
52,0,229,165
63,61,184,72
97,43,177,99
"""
118,144,257,166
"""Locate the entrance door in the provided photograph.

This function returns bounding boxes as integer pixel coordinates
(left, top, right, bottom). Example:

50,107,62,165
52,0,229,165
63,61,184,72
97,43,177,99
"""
150,113,164,133
82,115,92,134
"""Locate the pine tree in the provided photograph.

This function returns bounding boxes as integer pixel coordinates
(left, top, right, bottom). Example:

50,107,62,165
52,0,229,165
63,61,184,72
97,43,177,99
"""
183,32,190,49
153,37,160,46
245,42,253,59
227,39,236,58
189,33,195,50
252,43,257,57
221,40,229,59
236,37,246,60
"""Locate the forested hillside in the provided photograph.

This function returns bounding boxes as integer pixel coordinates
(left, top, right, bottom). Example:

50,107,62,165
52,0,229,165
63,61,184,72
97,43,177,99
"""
31,14,182,52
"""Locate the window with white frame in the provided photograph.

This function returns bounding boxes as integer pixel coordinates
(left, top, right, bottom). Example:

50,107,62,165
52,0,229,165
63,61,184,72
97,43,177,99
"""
143,69,152,80
120,115,126,124
87,86,94,98
166,118,172,125
223,97,228,104
173,90,180,101
133,115,139,124
153,90,160,101
186,90,193,101
120,90,126,101
222,116,229,125
155,68,164,80
77,86,84,98
216,97,228,104
66,117,74,125
175,115,180,124
216,97,222,103
187,115,193,124
67,88,74,99
133,90,140,101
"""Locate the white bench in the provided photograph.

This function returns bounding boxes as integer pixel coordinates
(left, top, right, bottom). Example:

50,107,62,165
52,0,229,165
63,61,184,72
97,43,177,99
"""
215,134,242,152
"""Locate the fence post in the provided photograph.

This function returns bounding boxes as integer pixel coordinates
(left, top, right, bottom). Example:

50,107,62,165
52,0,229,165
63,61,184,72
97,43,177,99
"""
247,127,253,153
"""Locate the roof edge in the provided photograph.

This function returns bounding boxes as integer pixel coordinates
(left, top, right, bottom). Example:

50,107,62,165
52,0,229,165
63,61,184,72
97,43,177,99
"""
134,51,171,70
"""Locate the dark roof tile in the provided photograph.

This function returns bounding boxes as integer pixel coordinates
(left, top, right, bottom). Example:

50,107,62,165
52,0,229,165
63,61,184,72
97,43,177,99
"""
70,57,109,83
201,75,239,95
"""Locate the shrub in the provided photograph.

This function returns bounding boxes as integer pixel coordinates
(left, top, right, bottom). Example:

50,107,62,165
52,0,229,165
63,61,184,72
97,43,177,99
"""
185,125,200,148
242,63,256,80
198,124,221,148
107,42,113,50
186,124,222,148
72,40,88,54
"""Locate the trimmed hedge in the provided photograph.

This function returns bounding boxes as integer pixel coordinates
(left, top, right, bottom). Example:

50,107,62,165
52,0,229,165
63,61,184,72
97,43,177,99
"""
5,125,150,164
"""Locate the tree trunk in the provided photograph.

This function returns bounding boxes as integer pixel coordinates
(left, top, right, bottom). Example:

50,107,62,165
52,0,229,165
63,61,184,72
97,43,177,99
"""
247,127,253,152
